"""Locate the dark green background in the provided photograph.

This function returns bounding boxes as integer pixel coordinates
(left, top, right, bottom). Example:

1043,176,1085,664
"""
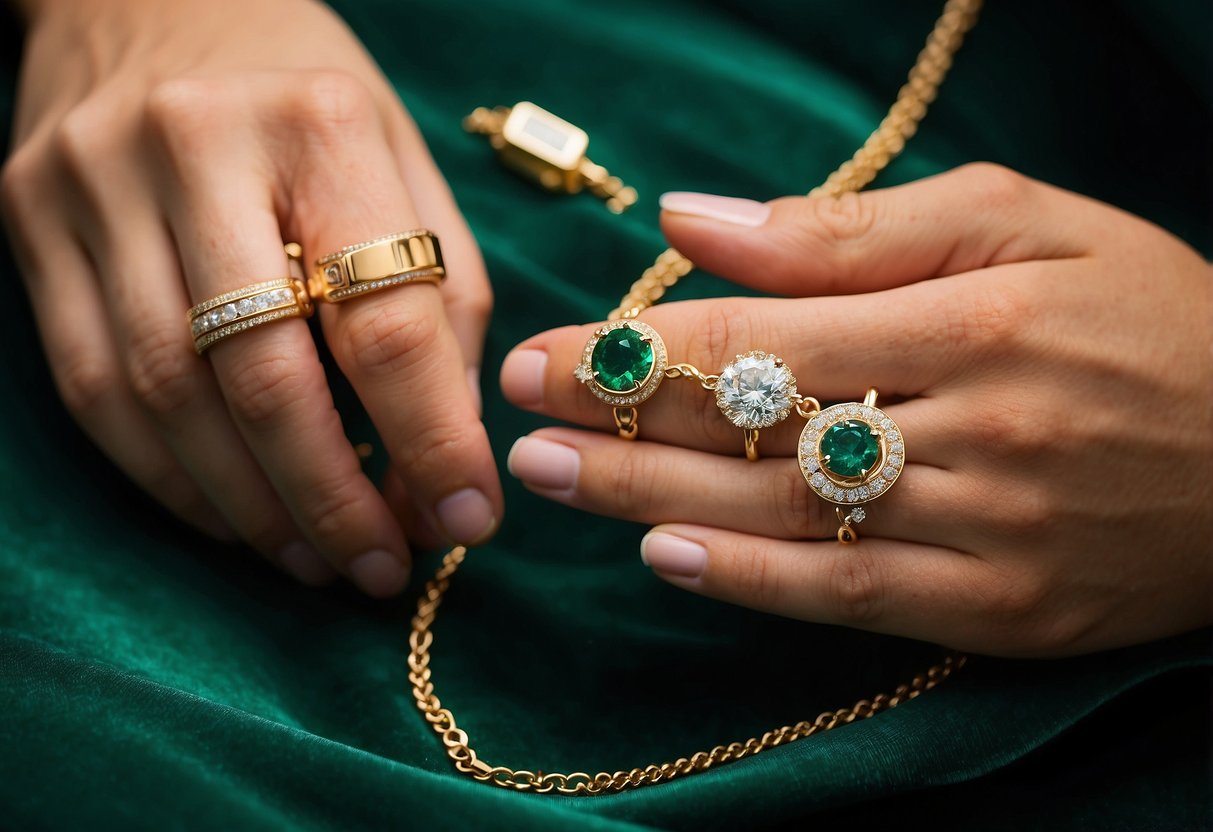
1,1,1209,829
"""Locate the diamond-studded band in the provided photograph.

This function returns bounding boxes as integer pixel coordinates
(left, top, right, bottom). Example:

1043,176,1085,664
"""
187,257,314,355
311,230,445,303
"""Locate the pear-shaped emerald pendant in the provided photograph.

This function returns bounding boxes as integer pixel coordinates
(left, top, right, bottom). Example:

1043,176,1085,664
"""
575,320,667,406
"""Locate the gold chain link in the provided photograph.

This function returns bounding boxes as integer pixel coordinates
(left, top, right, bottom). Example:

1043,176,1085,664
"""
411,0,982,795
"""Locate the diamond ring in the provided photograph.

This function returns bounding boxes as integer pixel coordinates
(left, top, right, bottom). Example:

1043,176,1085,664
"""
187,243,313,354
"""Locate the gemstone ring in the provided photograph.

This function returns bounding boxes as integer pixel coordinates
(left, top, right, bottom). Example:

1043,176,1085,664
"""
186,243,314,355
713,350,799,461
575,319,668,439
797,388,904,544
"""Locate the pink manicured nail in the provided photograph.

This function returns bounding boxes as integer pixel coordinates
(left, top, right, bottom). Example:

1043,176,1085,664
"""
348,549,408,597
278,542,337,586
641,532,708,578
500,349,548,408
659,192,771,227
507,436,580,492
436,487,497,545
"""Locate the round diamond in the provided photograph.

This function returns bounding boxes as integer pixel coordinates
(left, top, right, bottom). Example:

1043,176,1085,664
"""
810,472,826,488
715,353,796,429
236,298,254,316
888,455,902,467
590,326,654,393
883,466,897,480
253,294,270,311
891,442,904,454
220,304,238,322
821,484,835,497
820,420,880,478
849,507,867,523
805,457,819,472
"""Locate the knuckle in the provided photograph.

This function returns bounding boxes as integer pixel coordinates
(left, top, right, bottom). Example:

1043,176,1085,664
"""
53,106,112,177
771,467,826,538
145,78,226,157
775,193,879,289
126,325,199,418
0,144,39,217
341,304,439,377
299,475,367,541
293,71,377,136
728,544,782,607
988,489,1055,540
939,282,1032,355
597,446,660,517
396,420,479,480
825,547,884,623
223,354,316,428
955,162,1031,210
54,351,117,416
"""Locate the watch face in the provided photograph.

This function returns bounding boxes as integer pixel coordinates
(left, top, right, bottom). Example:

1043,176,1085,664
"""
503,101,589,170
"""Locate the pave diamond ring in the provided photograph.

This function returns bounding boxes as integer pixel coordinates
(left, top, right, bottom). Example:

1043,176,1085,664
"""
187,243,314,354
575,319,668,439
797,388,904,544
311,230,445,303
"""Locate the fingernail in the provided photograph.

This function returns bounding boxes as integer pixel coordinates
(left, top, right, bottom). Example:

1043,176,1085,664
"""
507,436,580,492
279,541,337,586
348,549,409,598
500,349,547,408
436,487,497,545
659,191,771,227
467,366,483,416
641,532,708,578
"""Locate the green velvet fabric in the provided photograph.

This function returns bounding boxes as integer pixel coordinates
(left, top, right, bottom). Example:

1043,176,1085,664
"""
1,1,1209,829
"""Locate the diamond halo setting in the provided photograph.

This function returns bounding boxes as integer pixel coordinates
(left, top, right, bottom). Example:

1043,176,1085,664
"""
797,402,903,505
714,351,798,430
574,319,668,407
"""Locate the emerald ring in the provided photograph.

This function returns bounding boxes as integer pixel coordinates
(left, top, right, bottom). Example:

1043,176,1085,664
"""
575,319,668,440
797,388,904,544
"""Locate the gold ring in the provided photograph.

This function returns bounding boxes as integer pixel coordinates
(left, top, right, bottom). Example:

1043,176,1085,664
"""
311,230,445,303
712,350,799,461
187,243,313,354
574,319,668,440
797,388,905,544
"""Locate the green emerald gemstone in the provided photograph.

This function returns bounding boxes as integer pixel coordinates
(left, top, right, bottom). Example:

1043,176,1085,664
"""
591,327,654,392
820,420,880,478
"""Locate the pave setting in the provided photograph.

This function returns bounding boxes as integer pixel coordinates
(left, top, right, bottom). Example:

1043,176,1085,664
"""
714,351,797,430
575,320,667,407
798,402,903,505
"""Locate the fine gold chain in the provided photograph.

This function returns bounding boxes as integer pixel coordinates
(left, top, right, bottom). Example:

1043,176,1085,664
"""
410,0,983,796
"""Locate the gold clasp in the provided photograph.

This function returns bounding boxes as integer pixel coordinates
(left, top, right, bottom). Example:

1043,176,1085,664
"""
465,102,637,213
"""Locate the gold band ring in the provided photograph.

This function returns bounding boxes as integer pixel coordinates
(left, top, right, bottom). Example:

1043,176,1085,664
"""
187,243,313,354
311,230,445,303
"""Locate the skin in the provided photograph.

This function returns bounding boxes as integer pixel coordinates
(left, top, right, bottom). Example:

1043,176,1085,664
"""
2,0,502,596
501,164,1213,658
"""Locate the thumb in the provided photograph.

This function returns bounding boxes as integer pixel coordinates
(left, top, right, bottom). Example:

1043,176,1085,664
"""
658,163,1093,297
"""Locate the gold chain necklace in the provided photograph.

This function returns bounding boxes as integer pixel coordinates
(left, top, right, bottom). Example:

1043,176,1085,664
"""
410,0,983,796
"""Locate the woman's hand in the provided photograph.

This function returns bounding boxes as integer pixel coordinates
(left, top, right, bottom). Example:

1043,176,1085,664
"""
1,0,501,596
500,164,1213,657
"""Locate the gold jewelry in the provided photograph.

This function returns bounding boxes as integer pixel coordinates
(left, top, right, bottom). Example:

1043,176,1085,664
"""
667,351,805,461
187,243,312,354
465,102,638,213
574,320,667,439
311,230,444,303
414,0,982,795
798,388,904,544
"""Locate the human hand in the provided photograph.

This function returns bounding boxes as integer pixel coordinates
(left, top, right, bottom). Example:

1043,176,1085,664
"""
1,0,501,596
500,164,1213,657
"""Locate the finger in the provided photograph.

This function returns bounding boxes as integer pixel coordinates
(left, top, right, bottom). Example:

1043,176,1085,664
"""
638,524,1018,653
7,214,231,539
381,467,447,552
386,114,492,413
287,72,503,546
147,75,411,596
658,163,1094,297
507,428,966,548
499,280,1005,460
